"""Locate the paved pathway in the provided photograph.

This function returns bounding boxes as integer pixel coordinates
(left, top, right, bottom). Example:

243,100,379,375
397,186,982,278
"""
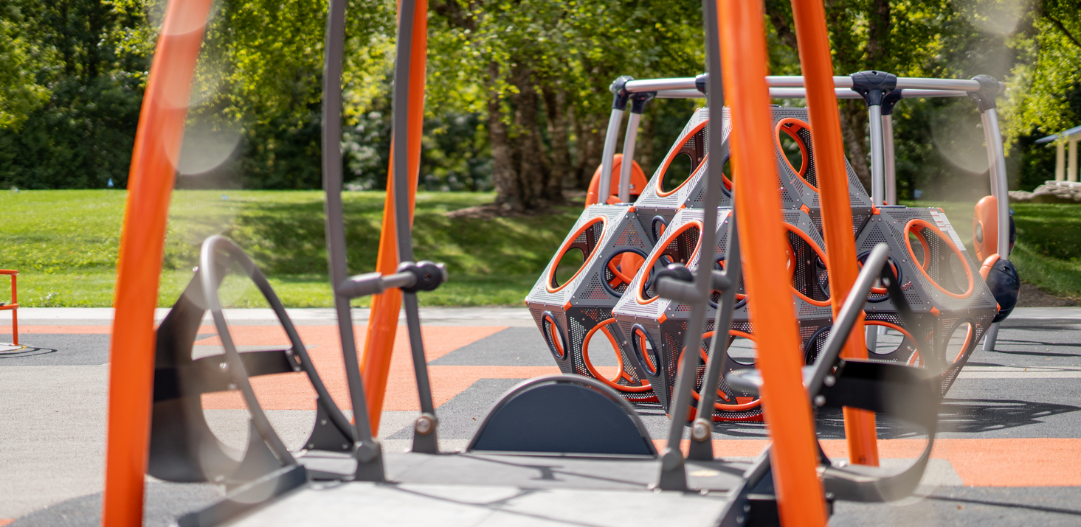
1,307,1080,525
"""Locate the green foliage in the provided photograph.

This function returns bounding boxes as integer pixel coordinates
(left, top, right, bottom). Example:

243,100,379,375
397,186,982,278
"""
0,190,580,306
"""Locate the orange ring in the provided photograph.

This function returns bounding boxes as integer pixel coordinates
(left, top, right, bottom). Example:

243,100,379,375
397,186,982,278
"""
774,118,816,191
543,314,566,360
636,221,704,304
546,216,607,293
656,120,710,197
903,219,974,299
784,224,831,307
582,320,653,393
946,320,974,363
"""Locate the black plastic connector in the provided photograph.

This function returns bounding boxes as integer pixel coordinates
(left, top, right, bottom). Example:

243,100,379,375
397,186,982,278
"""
969,74,1001,112
399,260,447,293
850,70,898,107
629,91,656,115
610,75,634,111
881,89,903,116
695,73,708,95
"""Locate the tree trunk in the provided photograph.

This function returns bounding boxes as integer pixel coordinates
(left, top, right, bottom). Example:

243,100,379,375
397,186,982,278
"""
512,66,548,208
573,111,604,189
840,100,872,192
488,62,522,211
541,81,569,202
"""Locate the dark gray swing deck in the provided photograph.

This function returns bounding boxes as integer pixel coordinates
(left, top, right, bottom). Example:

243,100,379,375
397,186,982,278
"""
145,1,946,525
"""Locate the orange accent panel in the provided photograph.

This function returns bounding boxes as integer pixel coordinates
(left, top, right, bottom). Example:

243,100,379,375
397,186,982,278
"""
0,271,16,345
102,0,215,524
980,254,1001,281
931,306,941,317
972,196,994,260
788,0,878,468
361,0,429,436
586,153,649,206
718,1,827,524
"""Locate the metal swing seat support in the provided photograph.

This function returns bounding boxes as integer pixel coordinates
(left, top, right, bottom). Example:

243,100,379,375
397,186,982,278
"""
102,0,948,526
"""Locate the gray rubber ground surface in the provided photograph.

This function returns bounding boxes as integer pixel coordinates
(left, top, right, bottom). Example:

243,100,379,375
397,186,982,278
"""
3,307,1080,525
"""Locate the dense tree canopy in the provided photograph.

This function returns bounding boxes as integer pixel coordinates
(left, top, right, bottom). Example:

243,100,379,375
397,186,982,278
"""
0,0,1077,202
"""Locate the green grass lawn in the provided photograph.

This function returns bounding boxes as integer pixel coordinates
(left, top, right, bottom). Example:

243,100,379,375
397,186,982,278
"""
903,200,1081,301
0,190,581,307
0,190,1075,308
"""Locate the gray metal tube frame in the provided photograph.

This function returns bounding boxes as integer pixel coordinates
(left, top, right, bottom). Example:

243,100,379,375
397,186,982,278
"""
619,112,642,203
597,109,624,205
980,108,1010,351
656,0,726,491
629,75,995,94
388,0,440,454
655,87,969,101
687,214,739,462
883,114,897,205
869,104,885,207
320,0,384,477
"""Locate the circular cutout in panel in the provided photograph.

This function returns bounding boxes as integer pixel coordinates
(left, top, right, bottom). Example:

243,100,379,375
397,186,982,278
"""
802,325,832,365
541,312,567,361
657,121,709,196
856,251,903,302
784,225,831,307
602,249,648,297
546,216,607,293
720,156,735,197
637,221,703,304
692,330,761,414
583,320,653,393
774,118,816,190
865,320,918,358
725,331,758,366
709,256,748,309
903,219,974,299
630,324,661,378
945,320,974,364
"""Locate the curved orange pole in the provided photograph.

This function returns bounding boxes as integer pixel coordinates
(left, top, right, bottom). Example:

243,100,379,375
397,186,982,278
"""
102,0,214,524
788,0,879,467
361,0,428,435
718,1,827,525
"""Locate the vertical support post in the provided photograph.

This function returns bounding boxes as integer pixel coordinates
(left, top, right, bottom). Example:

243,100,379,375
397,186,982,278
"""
1069,138,1078,182
598,110,626,204
387,0,441,455
598,77,633,204
322,0,384,477
868,104,885,206
10,273,15,346
1056,141,1066,181
617,92,656,204
619,113,642,203
882,114,897,205
850,71,897,208
718,1,827,523
971,77,1009,352
102,0,214,524
360,0,429,437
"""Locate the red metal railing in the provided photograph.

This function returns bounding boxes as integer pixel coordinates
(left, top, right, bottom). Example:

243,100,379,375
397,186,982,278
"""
0,270,17,346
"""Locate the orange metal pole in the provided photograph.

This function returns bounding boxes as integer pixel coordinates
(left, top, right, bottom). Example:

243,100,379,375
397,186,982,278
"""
360,0,428,435
718,1,827,525
788,0,879,466
11,273,16,346
101,0,213,524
